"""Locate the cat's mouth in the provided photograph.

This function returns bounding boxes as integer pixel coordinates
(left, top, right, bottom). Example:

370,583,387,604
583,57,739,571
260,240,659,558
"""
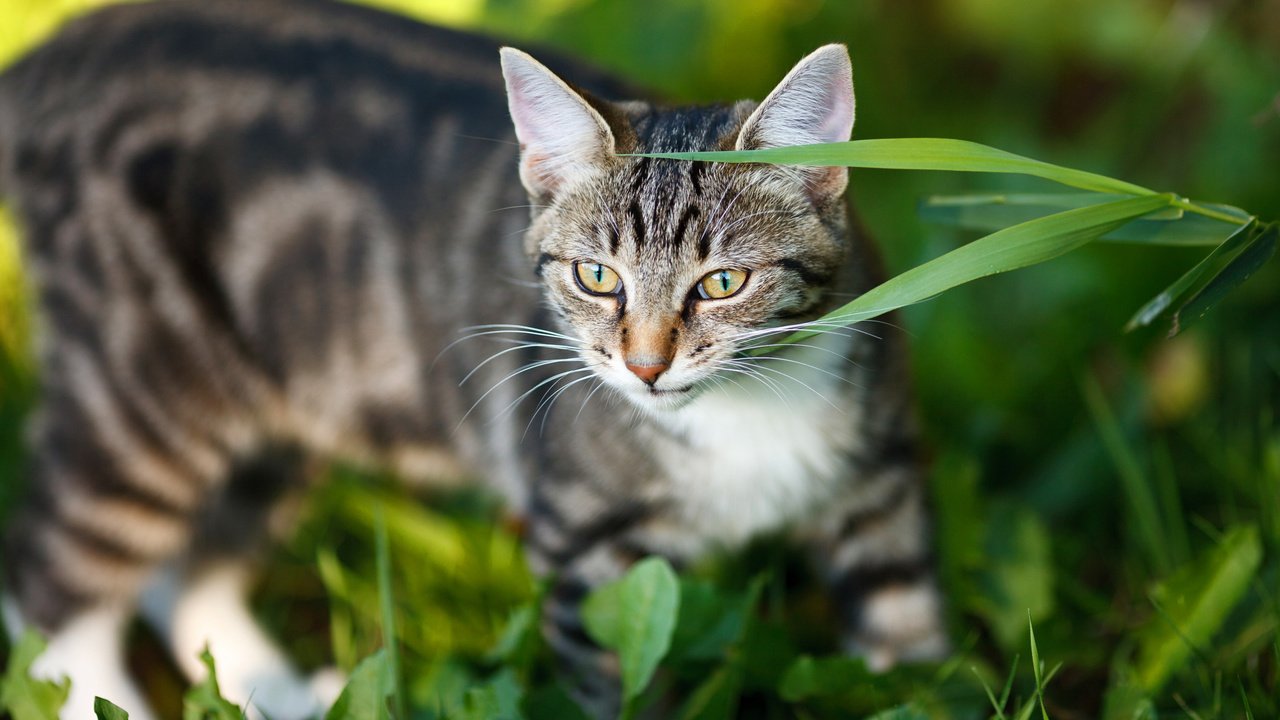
648,385,693,397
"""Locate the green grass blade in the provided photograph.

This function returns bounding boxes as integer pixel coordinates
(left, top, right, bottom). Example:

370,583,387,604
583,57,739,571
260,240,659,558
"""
922,193,1249,247
1028,613,1050,720
1171,223,1278,335
753,194,1171,351
1125,219,1257,331
1081,374,1171,574
374,507,406,720
1134,525,1262,692
633,138,1157,195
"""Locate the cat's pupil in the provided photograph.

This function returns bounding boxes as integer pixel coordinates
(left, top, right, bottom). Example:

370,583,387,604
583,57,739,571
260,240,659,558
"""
593,265,604,283
717,272,730,291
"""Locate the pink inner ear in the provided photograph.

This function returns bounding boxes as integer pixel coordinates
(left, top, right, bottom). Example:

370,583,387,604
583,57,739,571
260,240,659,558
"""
817,73,855,145
500,48,615,197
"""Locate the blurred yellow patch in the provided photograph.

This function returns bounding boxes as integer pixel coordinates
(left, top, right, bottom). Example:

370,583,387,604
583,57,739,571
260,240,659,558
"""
0,0,146,71
1145,333,1209,425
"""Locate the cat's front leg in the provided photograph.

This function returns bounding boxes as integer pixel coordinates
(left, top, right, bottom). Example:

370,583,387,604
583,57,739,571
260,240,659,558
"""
810,457,950,671
523,485,659,718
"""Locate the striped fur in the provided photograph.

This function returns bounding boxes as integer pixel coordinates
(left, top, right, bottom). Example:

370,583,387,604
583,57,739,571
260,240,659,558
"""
0,1,946,716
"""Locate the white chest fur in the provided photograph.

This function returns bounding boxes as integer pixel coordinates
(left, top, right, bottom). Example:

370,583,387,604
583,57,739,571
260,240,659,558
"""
652,333,864,548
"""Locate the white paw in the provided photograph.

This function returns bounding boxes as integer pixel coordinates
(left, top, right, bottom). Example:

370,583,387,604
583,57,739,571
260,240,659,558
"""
309,665,348,709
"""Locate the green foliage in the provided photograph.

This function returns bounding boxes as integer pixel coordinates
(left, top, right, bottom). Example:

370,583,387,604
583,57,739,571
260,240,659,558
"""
0,632,68,720
638,139,1274,351
1132,525,1263,692
93,697,130,720
325,650,394,720
182,651,242,720
581,557,680,710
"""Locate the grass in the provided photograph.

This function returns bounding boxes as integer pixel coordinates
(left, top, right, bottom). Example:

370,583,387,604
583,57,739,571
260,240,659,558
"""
1,0,1279,719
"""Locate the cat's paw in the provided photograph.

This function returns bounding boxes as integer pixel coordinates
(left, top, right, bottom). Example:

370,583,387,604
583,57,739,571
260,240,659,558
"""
308,665,348,711
844,582,950,671
237,665,347,720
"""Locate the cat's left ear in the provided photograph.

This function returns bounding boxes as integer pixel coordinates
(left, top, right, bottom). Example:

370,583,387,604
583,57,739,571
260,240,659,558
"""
500,47,616,200
736,44,855,203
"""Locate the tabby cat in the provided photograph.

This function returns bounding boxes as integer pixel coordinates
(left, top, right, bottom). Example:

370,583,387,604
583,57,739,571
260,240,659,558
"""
0,0,947,717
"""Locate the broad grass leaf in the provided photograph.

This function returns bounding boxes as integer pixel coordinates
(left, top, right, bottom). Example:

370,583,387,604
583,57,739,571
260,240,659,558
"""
325,650,393,720
1134,525,1263,692
182,651,242,720
93,698,129,720
581,557,680,703
1126,220,1257,331
758,194,1171,350
1170,224,1278,335
921,193,1249,246
634,138,1156,195
0,631,69,720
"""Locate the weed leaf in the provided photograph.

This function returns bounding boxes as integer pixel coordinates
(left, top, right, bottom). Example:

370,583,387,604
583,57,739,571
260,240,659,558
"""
581,557,680,704
0,631,69,720
182,650,242,720
93,698,129,720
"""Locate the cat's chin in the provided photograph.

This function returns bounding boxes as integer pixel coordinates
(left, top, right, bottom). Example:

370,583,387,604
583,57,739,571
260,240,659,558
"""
622,384,699,413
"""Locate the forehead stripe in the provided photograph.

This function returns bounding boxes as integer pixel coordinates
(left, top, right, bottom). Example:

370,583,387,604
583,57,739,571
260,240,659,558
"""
628,200,646,248
688,160,707,197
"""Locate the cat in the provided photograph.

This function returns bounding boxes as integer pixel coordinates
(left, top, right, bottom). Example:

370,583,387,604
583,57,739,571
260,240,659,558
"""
0,0,948,717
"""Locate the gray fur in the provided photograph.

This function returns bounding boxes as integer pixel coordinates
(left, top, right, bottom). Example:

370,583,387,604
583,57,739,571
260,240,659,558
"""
0,0,946,714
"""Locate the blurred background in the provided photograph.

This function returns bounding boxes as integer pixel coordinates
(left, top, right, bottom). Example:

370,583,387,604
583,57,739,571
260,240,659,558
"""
1,0,1278,718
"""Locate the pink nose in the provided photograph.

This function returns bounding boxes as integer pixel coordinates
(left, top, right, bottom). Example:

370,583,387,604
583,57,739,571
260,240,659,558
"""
625,359,670,385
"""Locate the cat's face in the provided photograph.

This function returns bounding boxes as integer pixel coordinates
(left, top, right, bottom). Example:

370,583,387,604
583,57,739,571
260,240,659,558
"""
501,46,855,412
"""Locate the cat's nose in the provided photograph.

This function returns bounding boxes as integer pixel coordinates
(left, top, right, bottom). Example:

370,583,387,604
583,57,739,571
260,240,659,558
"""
625,358,670,385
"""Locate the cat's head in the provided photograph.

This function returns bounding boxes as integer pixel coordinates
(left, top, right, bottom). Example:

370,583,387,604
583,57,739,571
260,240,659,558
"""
500,45,855,412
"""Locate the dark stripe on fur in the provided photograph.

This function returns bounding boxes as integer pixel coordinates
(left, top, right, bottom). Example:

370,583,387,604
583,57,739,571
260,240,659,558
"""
627,200,645,248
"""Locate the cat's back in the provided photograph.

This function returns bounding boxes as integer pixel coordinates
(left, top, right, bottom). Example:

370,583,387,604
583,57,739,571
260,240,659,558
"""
0,0,527,209
1,0,511,116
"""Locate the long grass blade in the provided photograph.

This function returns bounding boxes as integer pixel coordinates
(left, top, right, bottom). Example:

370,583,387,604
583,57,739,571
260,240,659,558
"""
633,138,1156,195
921,193,1250,247
752,194,1171,351
1170,224,1278,335
1125,219,1257,331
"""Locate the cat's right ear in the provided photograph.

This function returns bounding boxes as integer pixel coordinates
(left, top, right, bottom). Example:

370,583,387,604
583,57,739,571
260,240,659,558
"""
500,48,616,199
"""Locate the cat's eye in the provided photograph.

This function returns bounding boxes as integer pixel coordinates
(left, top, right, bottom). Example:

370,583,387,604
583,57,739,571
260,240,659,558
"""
696,269,749,300
574,262,622,295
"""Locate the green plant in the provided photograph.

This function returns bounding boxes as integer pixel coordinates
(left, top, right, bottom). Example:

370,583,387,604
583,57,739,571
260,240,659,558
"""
634,139,1276,350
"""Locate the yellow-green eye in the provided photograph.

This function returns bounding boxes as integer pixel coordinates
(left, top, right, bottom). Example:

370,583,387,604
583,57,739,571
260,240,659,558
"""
697,269,749,300
574,262,622,295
